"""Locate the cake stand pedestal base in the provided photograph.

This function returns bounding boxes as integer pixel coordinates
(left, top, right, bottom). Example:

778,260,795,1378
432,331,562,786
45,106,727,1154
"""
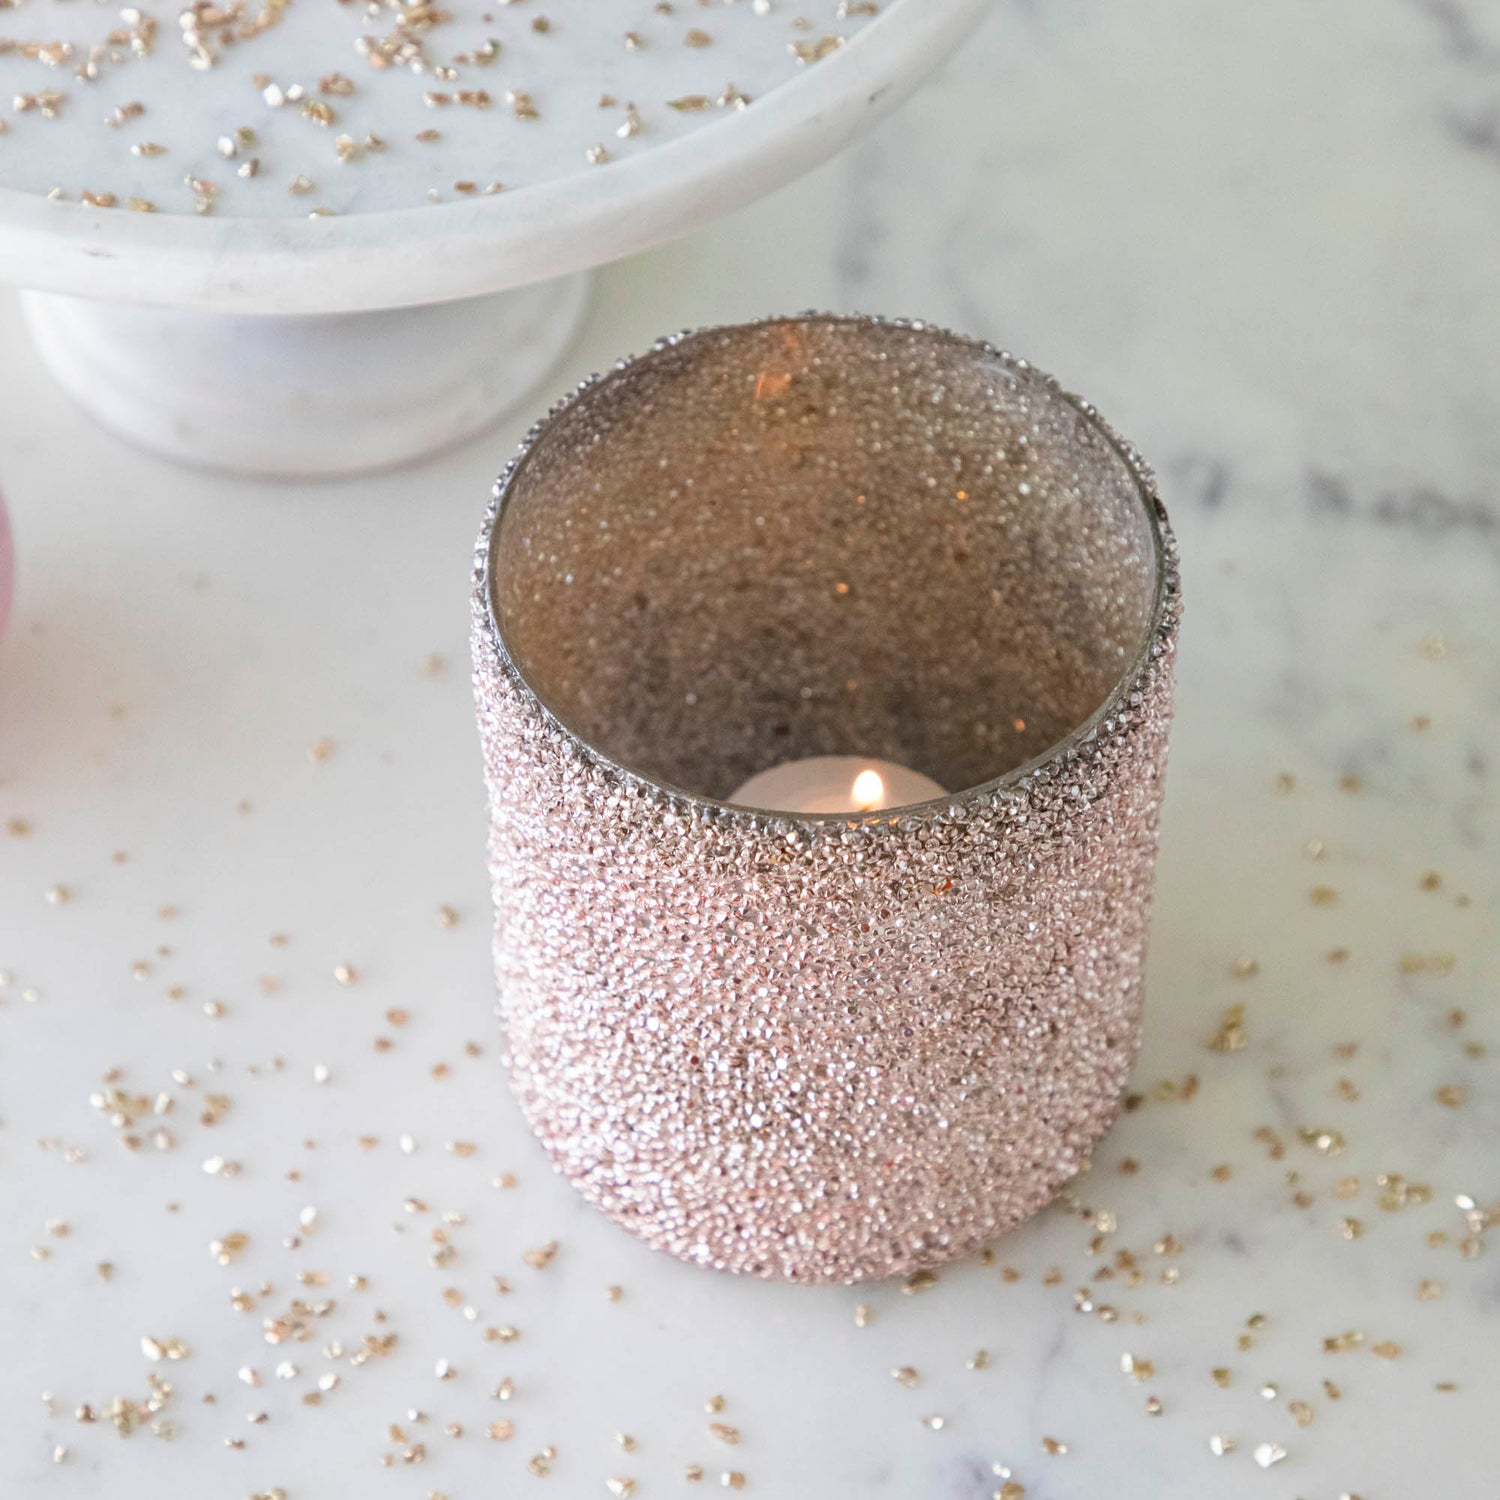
19,273,593,479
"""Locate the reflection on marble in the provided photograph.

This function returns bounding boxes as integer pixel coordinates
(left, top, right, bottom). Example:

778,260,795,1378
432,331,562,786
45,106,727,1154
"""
0,1,1495,1497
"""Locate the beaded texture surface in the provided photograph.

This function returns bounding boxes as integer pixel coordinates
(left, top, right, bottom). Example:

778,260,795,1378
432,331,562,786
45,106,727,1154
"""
472,316,1181,1284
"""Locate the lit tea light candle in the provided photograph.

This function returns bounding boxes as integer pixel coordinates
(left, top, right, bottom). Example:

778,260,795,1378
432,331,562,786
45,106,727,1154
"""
728,755,947,814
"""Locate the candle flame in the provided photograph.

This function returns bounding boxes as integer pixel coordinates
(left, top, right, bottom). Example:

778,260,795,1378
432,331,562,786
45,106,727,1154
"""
851,768,885,811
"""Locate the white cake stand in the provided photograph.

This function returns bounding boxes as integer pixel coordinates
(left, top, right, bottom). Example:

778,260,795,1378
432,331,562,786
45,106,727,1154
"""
0,0,990,476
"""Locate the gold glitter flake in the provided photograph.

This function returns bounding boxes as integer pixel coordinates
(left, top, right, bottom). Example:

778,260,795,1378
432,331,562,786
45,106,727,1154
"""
1402,952,1456,976
790,35,841,63
211,1232,249,1264
1299,1126,1347,1156
140,1336,190,1361
1153,1074,1200,1102
1205,1004,1248,1053
15,89,68,118
1323,1330,1364,1354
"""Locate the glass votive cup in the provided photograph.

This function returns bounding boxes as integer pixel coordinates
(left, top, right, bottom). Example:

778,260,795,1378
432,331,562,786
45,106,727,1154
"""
472,315,1181,1284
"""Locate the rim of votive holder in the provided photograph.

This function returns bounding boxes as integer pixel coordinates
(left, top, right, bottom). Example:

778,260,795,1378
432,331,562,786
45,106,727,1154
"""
478,312,1180,825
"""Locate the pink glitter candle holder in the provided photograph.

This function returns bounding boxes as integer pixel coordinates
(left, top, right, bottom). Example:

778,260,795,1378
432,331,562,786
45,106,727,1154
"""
472,316,1181,1284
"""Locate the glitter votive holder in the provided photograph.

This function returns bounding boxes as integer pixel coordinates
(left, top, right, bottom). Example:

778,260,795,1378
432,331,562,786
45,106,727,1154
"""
472,315,1181,1284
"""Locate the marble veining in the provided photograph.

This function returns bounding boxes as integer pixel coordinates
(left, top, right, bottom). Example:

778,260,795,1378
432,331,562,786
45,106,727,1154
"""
0,1,1494,1497
1404,0,1500,65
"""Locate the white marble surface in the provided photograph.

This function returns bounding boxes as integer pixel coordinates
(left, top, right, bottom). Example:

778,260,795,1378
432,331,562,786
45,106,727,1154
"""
1,1,1496,1496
